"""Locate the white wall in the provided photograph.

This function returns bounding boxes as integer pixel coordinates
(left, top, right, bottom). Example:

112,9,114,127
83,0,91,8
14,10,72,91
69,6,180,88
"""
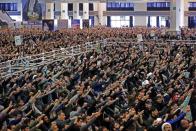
14,0,22,21
44,0,196,28
98,3,107,26
93,3,99,26
83,3,89,19
176,0,184,30
10,15,22,21
0,0,193,27
61,3,68,19
93,2,98,11
184,0,189,27
134,2,147,26
0,0,22,21
73,3,80,19
46,3,54,19
170,0,185,31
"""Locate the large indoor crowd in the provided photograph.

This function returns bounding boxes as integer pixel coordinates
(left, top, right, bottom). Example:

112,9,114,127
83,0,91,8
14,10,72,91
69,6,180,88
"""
0,27,196,62
0,27,196,131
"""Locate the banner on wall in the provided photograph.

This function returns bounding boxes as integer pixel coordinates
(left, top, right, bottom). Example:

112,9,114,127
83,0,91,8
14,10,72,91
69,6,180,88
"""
15,36,23,46
22,0,42,21
42,20,54,31
57,20,68,30
71,19,80,28
83,19,90,28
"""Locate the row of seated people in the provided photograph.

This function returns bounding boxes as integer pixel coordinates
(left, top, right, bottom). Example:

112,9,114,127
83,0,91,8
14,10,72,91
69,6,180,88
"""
0,39,195,131
0,27,196,62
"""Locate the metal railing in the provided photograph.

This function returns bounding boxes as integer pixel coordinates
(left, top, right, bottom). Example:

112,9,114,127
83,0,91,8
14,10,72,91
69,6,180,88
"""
167,40,196,50
1,39,196,78
0,40,104,78
167,40,196,44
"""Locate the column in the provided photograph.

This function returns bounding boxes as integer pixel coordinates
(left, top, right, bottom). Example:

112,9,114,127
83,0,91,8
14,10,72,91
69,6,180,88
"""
98,2,107,26
46,2,54,19
166,16,170,27
156,16,160,27
147,16,150,27
134,3,147,26
55,1,61,19
93,3,99,26
107,16,111,27
130,16,133,27
73,2,80,19
61,3,68,19
184,1,189,27
83,3,89,19
170,0,184,31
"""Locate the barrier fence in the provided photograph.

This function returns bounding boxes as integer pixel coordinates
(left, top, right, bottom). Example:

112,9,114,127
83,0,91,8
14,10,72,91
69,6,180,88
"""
0,40,103,78
0,39,196,78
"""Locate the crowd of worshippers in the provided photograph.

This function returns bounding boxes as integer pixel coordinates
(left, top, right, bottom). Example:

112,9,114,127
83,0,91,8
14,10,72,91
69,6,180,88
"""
0,38,196,131
1,27,196,62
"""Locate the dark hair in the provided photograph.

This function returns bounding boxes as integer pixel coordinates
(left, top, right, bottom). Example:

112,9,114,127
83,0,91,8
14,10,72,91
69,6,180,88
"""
151,107,158,112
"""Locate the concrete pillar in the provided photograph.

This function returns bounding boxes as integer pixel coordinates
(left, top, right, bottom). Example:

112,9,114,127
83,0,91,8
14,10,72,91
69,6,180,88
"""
134,3,147,26
61,3,68,19
170,0,184,31
184,1,189,27
83,3,89,19
98,3,106,26
176,0,184,29
94,2,98,11
73,3,80,19
93,3,99,26
46,2,54,19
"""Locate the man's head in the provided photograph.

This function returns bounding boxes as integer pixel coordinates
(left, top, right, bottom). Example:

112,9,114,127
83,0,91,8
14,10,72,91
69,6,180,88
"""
180,119,190,129
51,121,59,131
58,112,65,121
156,94,163,103
162,123,172,131
44,115,49,123
151,108,159,117
145,99,152,109
18,99,24,106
